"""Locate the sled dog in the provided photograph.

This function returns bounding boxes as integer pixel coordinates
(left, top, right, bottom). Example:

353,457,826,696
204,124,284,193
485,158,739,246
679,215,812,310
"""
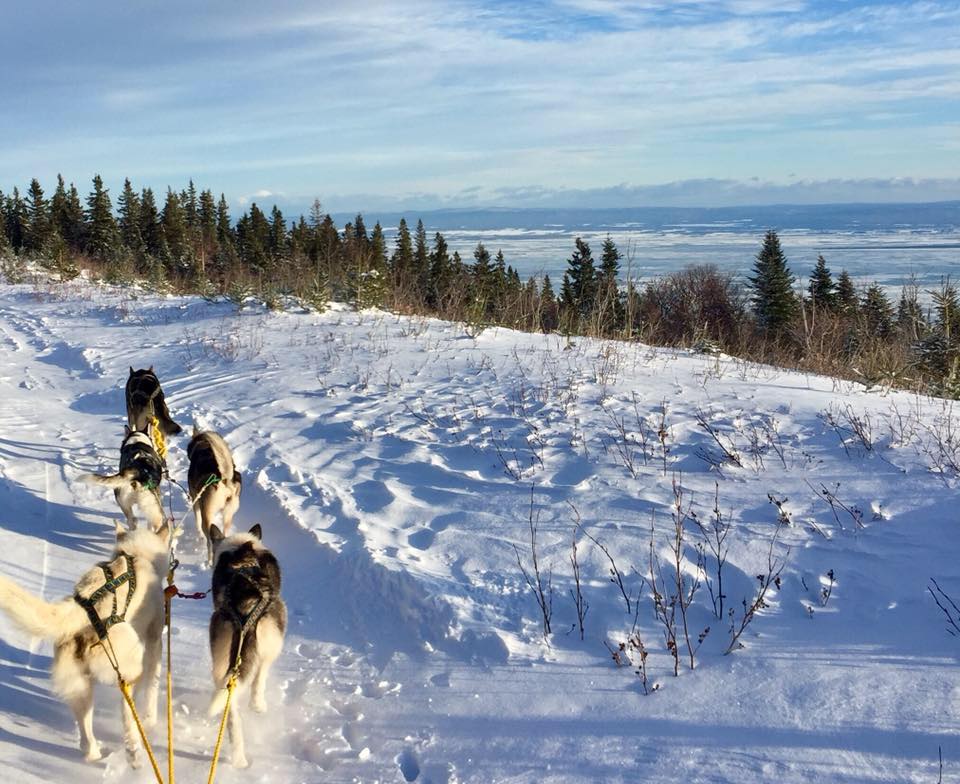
208,524,286,769
126,366,182,437
187,428,243,564
82,426,165,531
0,524,169,765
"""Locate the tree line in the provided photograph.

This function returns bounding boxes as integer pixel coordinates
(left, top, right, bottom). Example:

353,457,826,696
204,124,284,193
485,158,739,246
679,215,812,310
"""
1,175,956,396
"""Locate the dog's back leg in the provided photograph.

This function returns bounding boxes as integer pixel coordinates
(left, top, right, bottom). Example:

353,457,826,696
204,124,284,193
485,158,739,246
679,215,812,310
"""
53,651,101,761
227,693,249,768
222,488,240,538
199,493,219,564
136,618,163,727
250,617,283,713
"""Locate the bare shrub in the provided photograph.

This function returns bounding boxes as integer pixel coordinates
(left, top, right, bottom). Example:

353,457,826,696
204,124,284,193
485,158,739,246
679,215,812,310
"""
514,487,553,639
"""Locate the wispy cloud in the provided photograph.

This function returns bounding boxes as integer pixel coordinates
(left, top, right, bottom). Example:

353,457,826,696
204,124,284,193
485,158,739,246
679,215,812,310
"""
1,0,957,208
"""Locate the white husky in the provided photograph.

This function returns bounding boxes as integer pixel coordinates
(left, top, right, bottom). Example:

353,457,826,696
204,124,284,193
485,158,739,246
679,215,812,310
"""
0,524,169,765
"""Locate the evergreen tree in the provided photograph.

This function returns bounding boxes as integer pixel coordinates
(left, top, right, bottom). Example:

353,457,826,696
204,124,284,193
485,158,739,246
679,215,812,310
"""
597,236,624,333
353,214,369,247
269,205,287,262
390,218,414,295
540,274,559,332
23,179,51,254
835,270,858,314
808,254,835,309
748,229,796,332
238,203,271,272
84,175,119,260
560,237,598,320
359,222,389,309
183,180,199,231
117,178,144,255
162,187,192,270
140,188,164,259
471,242,492,307
428,231,451,310
413,219,430,302
198,190,218,257
5,188,27,252
861,283,894,338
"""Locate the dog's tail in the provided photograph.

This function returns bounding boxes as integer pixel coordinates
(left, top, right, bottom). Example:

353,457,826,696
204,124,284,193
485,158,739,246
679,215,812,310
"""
80,468,139,489
0,574,88,642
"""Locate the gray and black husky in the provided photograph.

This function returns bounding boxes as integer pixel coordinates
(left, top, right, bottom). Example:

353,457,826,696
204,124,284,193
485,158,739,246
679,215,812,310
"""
208,523,286,769
187,428,243,564
126,366,182,437
82,426,166,531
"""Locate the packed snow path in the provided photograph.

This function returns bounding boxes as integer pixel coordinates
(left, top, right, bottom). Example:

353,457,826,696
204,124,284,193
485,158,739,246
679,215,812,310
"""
0,278,956,783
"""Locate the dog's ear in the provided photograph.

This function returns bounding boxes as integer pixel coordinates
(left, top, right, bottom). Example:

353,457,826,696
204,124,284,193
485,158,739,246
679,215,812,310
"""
115,519,127,541
210,525,225,545
248,524,262,540
192,423,200,436
156,521,171,545
124,425,133,437
148,365,154,372
129,366,134,376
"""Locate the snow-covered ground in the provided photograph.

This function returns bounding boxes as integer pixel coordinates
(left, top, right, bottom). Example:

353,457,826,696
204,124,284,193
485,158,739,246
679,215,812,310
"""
0,275,956,783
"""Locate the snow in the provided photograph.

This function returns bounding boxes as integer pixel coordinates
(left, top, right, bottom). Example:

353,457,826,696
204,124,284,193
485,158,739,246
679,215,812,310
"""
0,275,956,783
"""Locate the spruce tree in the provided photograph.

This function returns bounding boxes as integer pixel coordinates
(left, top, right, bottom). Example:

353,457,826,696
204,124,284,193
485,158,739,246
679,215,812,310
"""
808,254,835,309
835,270,858,314
161,188,190,271
390,218,414,294
861,284,894,338
413,219,430,302
540,274,559,332
118,178,144,255
198,190,218,259
748,229,796,332
23,179,51,254
560,237,598,321
428,231,451,310
933,281,960,344
597,235,624,333
471,242,492,306
5,188,27,252
269,205,287,262
84,175,119,260
140,188,164,259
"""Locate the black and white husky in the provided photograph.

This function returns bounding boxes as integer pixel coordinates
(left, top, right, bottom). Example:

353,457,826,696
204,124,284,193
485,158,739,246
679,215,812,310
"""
208,524,286,769
126,366,182,437
187,428,243,564
82,426,166,531
0,524,169,765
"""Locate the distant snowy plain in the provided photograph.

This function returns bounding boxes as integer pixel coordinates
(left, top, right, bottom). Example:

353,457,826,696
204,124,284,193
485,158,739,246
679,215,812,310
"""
0,274,956,783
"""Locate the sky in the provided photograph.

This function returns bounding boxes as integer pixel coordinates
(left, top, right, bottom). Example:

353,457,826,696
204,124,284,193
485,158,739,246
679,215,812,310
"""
1,0,959,213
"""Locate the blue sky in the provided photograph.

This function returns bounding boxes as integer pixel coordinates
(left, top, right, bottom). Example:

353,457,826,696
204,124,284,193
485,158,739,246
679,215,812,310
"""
1,0,958,212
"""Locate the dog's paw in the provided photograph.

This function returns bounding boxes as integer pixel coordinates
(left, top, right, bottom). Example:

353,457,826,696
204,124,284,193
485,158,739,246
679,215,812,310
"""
126,749,141,769
82,744,103,763
232,752,250,769
251,695,267,713
142,710,158,729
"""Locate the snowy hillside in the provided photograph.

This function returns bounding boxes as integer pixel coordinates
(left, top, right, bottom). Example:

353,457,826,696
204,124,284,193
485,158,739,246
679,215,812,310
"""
0,276,956,783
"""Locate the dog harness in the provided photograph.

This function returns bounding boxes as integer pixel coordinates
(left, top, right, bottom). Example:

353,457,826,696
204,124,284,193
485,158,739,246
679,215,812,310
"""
73,555,138,640
223,567,274,633
119,434,165,490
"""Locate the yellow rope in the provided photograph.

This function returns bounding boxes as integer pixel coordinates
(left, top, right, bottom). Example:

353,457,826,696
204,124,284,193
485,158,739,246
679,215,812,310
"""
207,629,245,784
165,576,177,784
149,415,168,464
206,673,237,784
119,679,166,784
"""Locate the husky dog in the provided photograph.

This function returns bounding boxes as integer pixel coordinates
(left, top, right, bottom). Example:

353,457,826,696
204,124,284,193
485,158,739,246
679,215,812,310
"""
0,524,169,765
126,366,182,437
188,428,243,564
208,524,286,769
82,426,166,531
